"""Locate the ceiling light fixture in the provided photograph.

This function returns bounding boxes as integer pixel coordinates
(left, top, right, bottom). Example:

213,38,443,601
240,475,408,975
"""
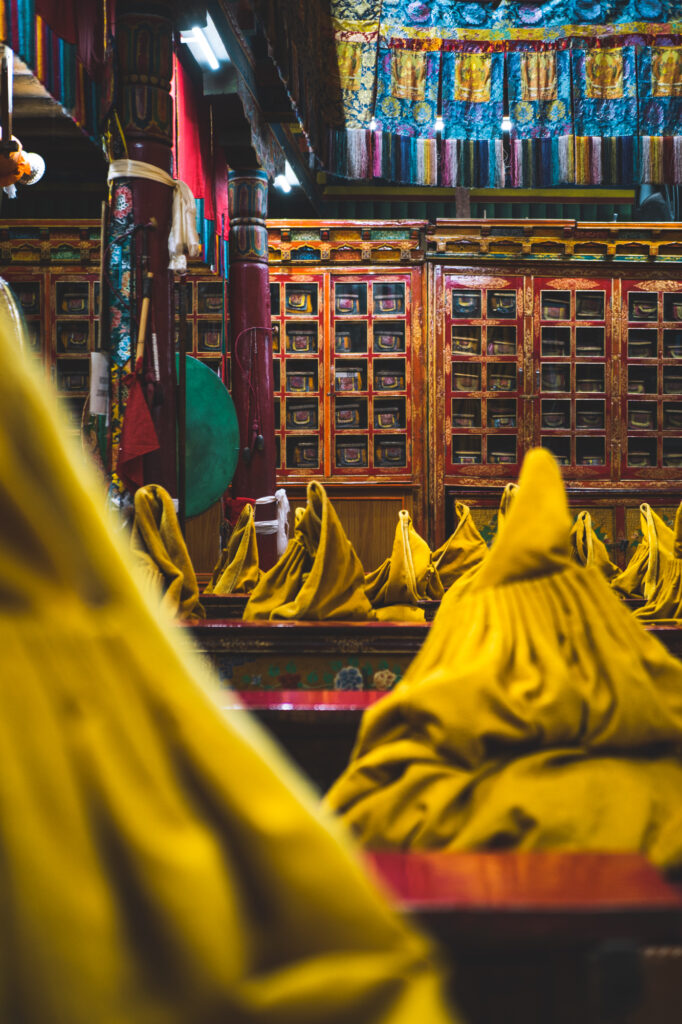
180,15,229,71
273,174,292,193
501,115,512,133
435,115,445,133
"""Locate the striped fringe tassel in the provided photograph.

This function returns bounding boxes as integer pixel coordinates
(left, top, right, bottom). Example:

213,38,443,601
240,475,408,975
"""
510,137,574,187
641,137,682,184
346,128,371,180
438,139,498,187
557,135,574,184
494,138,505,187
440,139,458,187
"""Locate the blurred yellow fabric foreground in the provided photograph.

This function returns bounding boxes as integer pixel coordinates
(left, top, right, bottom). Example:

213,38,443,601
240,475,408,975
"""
131,482,205,619
327,449,682,870
0,295,457,1023
244,479,375,620
205,502,261,595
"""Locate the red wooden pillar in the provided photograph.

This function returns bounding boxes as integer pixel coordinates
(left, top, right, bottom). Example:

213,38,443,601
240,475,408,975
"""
116,0,176,494
228,170,277,569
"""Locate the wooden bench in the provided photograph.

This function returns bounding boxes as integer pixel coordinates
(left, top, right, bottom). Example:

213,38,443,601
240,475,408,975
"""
366,850,682,1024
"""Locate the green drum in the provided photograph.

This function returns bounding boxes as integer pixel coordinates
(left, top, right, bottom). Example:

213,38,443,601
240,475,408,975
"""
177,355,239,517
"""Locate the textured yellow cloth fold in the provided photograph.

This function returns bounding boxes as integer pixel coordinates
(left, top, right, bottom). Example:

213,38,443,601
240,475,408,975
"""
611,503,675,599
365,510,437,618
205,503,261,595
570,510,620,581
635,503,682,623
431,501,487,591
130,483,205,620
244,480,376,620
327,449,682,871
0,300,457,1023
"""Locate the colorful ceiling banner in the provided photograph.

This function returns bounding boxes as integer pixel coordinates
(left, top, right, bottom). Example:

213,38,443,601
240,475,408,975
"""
254,0,682,187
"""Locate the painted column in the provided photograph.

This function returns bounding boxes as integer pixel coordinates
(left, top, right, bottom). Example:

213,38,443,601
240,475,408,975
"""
115,0,176,493
228,169,277,569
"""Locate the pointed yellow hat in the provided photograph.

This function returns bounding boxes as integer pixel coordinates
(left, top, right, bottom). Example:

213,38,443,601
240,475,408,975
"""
570,510,620,582
327,449,682,869
130,483,204,620
244,480,375,620
611,503,675,599
0,286,457,1023
431,501,487,591
205,502,261,595
635,503,682,622
365,509,438,618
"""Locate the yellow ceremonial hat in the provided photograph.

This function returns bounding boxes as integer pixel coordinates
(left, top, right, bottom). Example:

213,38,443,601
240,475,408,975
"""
205,501,261,595
327,449,682,870
0,285,457,1024
365,509,436,620
431,501,487,591
244,480,375,620
611,503,675,600
130,482,205,619
569,510,620,582
635,502,682,623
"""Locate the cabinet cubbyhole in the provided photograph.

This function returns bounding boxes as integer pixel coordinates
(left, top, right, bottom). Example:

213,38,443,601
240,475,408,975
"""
629,292,658,322
335,321,367,354
663,366,682,394
452,362,481,392
486,435,517,464
487,289,516,319
576,365,604,393
336,435,368,468
452,398,481,429
15,281,40,313
541,290,570,320
452,435,482,464
487,362,516,392
286,435,319,469
275,436,281,469
664,329,682,358
542,326,570,357
663,292,682,323
57,321,89,354
628,401,657,430
274,399,281,430
373,282,405,315
335,282,367,315
576,327,604,357
286,398,319,431
56,281,88,314
173,282,193,314
272,322,280,353
335,397,367,430
197,282,223,314
273,360,281,390
541,436,570,465
487,326,516,355
452,325,481,355
629,365,657,394
576,291,605,320
198,322,222,352
663,437,682,467
57,357,89,393
576,400,605,430
285,322,318,354
628,329,657,358
373,321,404,354
576,437,605,466
451,289,481,319
335,360,367,393
663,402,682,429
487,398,516,428
269,282,280,316
374,358,406,392
374,397,405,430
541,399,570,429
542,364,570,392
627,437,657,468
285,282,318,315
285,358,318,393
375,435,407,468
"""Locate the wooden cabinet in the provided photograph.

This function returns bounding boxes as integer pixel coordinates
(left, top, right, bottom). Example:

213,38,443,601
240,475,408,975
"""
173,273,229,385
270,267,422,485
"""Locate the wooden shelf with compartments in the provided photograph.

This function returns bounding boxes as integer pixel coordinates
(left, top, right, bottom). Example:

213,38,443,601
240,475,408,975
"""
173,272,229,386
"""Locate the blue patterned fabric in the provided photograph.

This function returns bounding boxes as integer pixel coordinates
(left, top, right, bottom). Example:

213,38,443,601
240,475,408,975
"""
375,43,440,138
639,45,682,134
572,46,638,136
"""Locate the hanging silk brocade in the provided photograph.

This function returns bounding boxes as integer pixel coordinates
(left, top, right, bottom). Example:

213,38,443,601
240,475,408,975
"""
572,46,638,185
372,40,440,185
440,49,504,188
508,50,574,187
639,45,682,183
327,14,382,181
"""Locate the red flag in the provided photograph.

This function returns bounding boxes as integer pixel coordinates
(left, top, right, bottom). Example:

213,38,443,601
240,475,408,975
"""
116,369,159,494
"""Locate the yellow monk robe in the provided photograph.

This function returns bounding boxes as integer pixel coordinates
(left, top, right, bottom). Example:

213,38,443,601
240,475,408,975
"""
365,510,437,621
497,481,519,530
205,502,261,595
635,503,682,623
570,510,620,582
326,449,682,871
0,296,458,1024
431,501,487,591
611,503,675,599
244,480,376,620
130,482,205,620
